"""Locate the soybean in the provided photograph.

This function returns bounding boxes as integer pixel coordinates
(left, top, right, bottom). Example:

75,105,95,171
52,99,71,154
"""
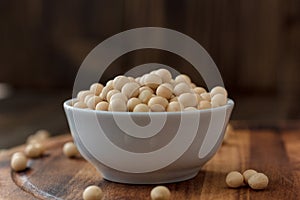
11,152,27,172
150,186,171,200
248,173,269,190
226,171,244,188
83,185,103,200
63,142,79,158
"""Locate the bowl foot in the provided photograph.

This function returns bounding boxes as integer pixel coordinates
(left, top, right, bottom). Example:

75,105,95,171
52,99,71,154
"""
99,168,200,184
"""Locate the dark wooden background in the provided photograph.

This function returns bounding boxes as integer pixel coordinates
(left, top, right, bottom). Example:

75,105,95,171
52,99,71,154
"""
0,0,299,148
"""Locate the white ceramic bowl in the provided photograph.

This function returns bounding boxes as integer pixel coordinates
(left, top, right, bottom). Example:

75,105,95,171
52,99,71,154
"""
64,99,234,184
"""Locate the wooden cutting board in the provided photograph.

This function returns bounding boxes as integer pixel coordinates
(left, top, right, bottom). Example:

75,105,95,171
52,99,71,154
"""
1,128,300,200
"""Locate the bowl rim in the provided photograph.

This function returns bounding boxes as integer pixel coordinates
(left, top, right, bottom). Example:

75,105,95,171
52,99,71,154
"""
64,98,234,116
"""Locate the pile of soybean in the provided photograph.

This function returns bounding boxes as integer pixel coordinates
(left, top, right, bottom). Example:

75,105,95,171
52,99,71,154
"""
72,68,228,112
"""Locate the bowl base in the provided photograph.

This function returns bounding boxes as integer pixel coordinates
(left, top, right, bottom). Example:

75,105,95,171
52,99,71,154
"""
99,168,200,184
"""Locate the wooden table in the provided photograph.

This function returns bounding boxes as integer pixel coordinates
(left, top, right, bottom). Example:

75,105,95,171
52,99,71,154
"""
1,124,300,199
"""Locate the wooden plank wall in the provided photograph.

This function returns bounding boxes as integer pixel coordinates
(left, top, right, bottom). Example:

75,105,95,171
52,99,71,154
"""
0,0,299,108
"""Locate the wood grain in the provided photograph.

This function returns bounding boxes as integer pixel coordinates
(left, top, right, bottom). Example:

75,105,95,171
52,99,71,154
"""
1,128,300,200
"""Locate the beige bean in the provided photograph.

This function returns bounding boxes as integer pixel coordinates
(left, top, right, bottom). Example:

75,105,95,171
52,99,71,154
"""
74,102,88,109
87,96,102,109
11,152,27,172
108,99,127,112
148,96,169,108
248,173,269,190
110,93,128,103
211,93,227,107
167,102,183,112
226,171,244,188
197,100,211,110
139,90,153,104
121,82,140,98
210,86,228,98
90,83,104,96
127,98,142,111
143,74,162,89
150,186,171,200
63,142,79,158
83,185,103,200
25,143,43,158
178,93,198,108
139,86,154,94
173,82,191,96
243,169,258,184
95,101,109,111
99,85,113,100
33,129,50,142
106,89,120,102
155,68,172,83
193,87,206,95
156,83,173,99
175,74,191,84
150,104,165,112
133,103,150,112
77,90,93,102
36,143,46,152
84,94,95,104
200,92,211,101
35,129,49,136
106,80,114,88
113,76,130,91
